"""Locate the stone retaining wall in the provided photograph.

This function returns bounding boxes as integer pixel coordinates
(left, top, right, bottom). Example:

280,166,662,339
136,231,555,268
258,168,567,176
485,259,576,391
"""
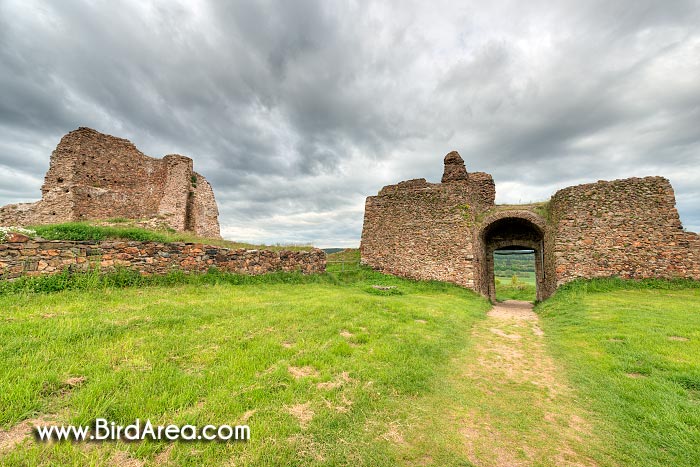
0,240,326,280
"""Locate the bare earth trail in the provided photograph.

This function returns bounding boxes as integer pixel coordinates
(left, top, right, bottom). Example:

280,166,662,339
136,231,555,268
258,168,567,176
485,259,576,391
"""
458,300,601,467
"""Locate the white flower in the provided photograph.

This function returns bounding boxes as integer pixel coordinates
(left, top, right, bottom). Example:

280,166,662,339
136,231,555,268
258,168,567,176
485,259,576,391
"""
0,226,37,242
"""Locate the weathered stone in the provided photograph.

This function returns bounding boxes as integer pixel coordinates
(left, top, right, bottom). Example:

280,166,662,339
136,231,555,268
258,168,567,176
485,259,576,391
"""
5,232,30,242
0,127,220,238
361,151,700,301
0,240,326,280
441,151,468,183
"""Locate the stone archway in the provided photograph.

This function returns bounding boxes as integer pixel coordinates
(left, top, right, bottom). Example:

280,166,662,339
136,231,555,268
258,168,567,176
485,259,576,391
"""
475,210,555,302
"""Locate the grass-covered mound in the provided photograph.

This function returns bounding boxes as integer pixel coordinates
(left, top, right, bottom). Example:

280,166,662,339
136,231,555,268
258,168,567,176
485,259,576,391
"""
32,222,170,242
537,278,700,467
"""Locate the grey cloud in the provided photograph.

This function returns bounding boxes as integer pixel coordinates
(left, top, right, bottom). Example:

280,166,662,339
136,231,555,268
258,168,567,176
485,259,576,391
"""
1,0,699,245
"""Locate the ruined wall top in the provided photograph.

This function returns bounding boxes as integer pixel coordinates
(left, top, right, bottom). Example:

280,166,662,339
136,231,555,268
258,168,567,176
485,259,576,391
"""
361,150,700,298
441,151,468,182
0,127,221,238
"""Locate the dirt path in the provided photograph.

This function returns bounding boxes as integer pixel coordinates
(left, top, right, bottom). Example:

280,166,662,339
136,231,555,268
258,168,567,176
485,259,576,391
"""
459,300,599,467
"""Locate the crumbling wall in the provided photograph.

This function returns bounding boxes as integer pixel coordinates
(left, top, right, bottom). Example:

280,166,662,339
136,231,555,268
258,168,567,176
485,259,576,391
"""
550,176,700,284
43,127,167,221
0,240,325,279
467,172,496,211
360,152,495,288
361,151,699,299
190,174,221,239
0,127,221,238
157,155,194,232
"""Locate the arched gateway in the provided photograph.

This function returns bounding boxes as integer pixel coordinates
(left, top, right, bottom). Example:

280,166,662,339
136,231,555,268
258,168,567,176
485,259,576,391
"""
476,211,555,301
360,151,700,300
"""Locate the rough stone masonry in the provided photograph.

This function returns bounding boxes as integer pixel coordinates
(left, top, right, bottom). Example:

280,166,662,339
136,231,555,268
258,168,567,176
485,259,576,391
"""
360,152,700,301
0,240,325,280
0,127,220,238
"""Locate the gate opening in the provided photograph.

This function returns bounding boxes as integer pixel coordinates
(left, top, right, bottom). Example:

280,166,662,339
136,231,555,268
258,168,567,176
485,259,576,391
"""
493,249,537,302
479,214,551,302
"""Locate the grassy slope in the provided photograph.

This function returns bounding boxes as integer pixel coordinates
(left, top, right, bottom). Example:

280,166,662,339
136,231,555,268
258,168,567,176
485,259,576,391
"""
0,264,491,466
537,280,700,467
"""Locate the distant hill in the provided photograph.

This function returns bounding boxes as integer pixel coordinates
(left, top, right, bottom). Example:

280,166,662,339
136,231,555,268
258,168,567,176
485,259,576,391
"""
494,251,535,276
322,248,346,254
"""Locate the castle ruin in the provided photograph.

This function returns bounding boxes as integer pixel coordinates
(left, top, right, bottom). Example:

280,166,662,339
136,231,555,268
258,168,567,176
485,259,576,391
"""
360,152,700,300
0,127,220,238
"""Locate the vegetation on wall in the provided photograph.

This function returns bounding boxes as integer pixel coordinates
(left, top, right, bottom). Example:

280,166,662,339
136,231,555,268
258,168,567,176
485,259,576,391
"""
26,222,313,251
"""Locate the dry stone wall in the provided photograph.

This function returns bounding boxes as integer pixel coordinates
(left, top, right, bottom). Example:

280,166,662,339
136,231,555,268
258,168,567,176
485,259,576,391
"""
0,240,325,280
361,178,476,287
361,151,700,300
360,152,496,289
0,127,220,238
549,176,700,284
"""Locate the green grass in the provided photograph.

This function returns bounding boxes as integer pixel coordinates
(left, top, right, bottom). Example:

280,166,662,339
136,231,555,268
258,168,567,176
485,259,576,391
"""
494,252,537,302
495,273,537,302
325,248,361,265
3,264,700,466
32,223,170,242
28,222,314,251
537,278,700,467
0,266,491,466
494,282,537,302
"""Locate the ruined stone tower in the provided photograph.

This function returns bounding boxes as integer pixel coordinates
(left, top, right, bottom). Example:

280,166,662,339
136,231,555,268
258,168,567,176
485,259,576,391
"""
0,127,220,238
360,152,700,300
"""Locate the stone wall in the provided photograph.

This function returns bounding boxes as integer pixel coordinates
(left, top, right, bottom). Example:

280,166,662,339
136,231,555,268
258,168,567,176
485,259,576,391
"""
361,151,700,300
0,240,325,280
549,176,700,284
360,153,495,289
0,127,221,238
188,174,221,239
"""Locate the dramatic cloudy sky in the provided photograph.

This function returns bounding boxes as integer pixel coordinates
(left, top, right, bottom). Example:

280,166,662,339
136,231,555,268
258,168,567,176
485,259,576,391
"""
1,0,699,247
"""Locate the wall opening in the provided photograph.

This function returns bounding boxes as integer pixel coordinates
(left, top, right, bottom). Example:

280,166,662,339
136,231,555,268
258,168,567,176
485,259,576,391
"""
478,214,552,302
493,249,537,302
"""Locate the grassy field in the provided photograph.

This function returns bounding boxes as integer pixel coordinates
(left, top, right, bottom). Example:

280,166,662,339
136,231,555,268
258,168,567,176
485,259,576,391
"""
494,253,537,302
537,279,700,467
0,258,492,466
1,250,699,466
494,274,537,302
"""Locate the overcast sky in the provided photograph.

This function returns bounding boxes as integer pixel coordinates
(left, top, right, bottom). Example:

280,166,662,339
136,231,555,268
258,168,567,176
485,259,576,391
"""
1,0,699,247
